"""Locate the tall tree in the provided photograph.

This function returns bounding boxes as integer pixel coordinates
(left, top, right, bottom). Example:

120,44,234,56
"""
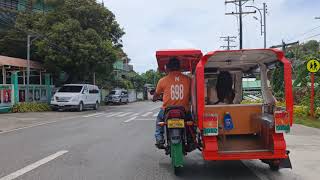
1,0,125,85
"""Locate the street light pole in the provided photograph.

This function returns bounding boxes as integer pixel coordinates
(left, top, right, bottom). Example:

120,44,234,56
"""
263,3,267,49
239,0,243,49
246,3,267,48
27,35,31,102
26,34,40,102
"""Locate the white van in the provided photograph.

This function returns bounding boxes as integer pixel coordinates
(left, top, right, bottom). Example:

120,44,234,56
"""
50,84,101,111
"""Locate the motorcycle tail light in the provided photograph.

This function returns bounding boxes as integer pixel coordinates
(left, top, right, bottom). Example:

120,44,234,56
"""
167,109,183,118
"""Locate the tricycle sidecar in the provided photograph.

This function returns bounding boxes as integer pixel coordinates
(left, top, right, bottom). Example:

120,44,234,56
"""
193,49,293,170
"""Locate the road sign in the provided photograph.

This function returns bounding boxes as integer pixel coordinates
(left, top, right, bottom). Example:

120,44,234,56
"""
307,59,319,73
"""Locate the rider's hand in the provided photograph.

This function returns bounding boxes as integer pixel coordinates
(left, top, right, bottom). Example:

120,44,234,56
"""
152,93,158,102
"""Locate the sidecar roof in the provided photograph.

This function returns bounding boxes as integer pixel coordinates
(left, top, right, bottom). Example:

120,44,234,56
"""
156,49,203,72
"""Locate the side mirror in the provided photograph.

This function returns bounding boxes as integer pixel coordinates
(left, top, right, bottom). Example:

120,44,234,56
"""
149,89,155,95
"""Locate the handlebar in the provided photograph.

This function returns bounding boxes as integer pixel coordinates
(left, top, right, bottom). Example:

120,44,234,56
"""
152,93,163,102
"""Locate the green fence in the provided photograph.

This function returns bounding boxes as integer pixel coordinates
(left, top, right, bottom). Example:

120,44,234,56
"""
18,85,54,103
0,72,53,113
0,84,14,113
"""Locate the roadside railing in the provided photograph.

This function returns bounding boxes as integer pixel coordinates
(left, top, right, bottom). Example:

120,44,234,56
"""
18,85,55,103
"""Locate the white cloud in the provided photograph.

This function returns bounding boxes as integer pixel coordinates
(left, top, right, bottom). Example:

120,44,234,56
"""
104,0,320,72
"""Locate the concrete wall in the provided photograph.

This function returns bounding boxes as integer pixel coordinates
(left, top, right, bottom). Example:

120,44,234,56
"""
128,89,136,102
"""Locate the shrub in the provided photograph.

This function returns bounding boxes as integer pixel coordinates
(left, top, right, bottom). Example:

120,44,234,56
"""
293,105,309,117
12,102,51,113
315,107,320,119
241,99,263,104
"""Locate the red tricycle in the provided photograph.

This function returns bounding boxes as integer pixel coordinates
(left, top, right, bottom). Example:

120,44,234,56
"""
155,48,293,174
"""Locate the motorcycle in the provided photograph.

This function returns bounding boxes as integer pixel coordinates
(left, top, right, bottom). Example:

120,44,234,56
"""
151,91,198,174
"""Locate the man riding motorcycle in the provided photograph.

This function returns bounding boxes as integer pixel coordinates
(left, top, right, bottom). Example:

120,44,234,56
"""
153,57,191,149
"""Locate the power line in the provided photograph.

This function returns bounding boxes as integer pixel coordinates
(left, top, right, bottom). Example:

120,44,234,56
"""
301,33,320,41
225,0,256,49
287,25,320,42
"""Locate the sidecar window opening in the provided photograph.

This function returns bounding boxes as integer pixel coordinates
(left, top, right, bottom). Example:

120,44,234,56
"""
203,50,279,105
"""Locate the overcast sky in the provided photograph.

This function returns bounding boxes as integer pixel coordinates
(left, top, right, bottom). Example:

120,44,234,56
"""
103,0,320,73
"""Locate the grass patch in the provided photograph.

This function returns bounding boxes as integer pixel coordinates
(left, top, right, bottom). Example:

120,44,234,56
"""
294,115,320,129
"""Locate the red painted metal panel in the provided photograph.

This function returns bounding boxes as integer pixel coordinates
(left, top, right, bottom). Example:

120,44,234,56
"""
277,54,294,126
195,58,208,130
203,151,287,161
156,49,202,72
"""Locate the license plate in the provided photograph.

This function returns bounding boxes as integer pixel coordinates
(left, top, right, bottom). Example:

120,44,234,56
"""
167,119,185,128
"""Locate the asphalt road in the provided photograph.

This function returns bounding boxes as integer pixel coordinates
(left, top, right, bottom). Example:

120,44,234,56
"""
0,101,318,180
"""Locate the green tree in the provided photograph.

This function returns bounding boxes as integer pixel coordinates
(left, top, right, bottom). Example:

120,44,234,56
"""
0,0,125,85
287,40,320,107
141,70,165,86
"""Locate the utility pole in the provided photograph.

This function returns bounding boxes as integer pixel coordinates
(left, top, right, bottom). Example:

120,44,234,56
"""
270,41,299,52
263,3,267,49
27,35,31,102
93,72,96,85
26,35,40,102
225,0,256,49
220,36,237,50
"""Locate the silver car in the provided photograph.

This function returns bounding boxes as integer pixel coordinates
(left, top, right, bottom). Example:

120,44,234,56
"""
105,89,129,104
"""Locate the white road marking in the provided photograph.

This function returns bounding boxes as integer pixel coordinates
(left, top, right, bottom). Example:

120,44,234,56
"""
102,112,113,117
148,106,161,111
117,112,132,117
135,119,154,121
83,113,104,118
105,112,123,117
153,112,159,117
129,113,140,117
0,121,61,135
124,116,137,123
141,112,153,117
0,114,82,135
0,150,68,180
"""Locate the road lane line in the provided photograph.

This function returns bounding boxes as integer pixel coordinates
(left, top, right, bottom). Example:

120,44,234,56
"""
124,116,137,123
105,112,123,117
129,113,140,117
83,113,104,118
0,150,68,180
117,112,132,117
148,106,160,111
135,119,154,121
0,119,70,135
92,113,107,118
153,112,159,117
141,112,153,117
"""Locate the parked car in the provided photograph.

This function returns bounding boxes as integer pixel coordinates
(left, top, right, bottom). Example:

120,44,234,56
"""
50,84,101,111
105,89,129,105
